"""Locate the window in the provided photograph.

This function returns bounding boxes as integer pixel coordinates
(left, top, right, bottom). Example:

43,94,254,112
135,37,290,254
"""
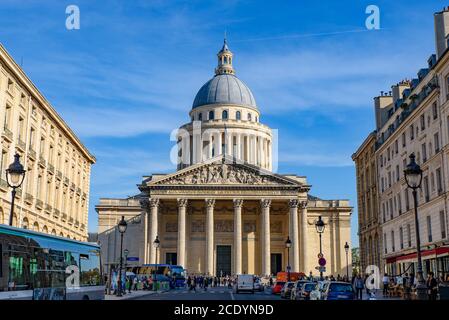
407,224,412,247
434,132,440,153
420,114,425,130
440,211,447,239
395,140,398,154
402,132,406,147
382,203,386,222
391,230,395,252
422,143,427,162
4,104,12,130
424,176,430,202
0,150,7,181
29,128,35,149
400,227,404,249
198,113,202,121
398,193,402,214
389,198,393,220
410,125,414,140
427,216,433,242
387,147,390,161
436,168,442,194
36,175,42,200
432,102,438,120
236,111,241,120
396,165,400,182
222,110,228,120
384,233,387,254
208,110,214,120
247,113,252,121
39,138,45,156
405,189,410,211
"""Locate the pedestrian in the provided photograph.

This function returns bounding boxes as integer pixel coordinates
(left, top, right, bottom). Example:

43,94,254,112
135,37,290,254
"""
403,273,411,300
126,277,131,293
203,277,208,291
427,272,438,300
382,273,389,297
133,277,138,291
355,274,364,300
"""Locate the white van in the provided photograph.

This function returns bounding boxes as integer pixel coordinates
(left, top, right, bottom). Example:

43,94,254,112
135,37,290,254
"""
234,274,255,294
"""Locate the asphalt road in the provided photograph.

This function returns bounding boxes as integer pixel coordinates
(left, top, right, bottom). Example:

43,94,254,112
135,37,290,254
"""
134,286,282,300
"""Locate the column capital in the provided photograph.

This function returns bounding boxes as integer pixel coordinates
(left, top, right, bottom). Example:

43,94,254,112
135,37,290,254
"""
288,199,299,208
149,198,160,208
205,198,216,208
299,201,308,209
233,199,244,208
177,198,188,208
260,199,271,209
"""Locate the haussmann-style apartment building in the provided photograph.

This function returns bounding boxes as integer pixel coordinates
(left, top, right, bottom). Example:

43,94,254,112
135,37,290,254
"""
353,8,449,279
0,44,95,241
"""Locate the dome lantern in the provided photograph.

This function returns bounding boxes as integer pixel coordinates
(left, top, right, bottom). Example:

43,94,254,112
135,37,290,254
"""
215,38,235,75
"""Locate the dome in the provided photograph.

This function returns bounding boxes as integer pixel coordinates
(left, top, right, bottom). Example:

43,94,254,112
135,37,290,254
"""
192,74,257,109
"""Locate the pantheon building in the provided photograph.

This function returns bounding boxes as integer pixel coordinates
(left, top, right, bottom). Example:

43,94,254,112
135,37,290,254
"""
97,41,352,277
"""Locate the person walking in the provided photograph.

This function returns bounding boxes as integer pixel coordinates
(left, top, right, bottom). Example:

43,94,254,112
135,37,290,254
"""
355,274,365,300
427,272,438,300
203,276,208,291
382,273,389,297
133,277,138,291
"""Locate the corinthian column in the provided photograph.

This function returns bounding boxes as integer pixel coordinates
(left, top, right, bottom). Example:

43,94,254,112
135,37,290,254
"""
289,199,300,272
177,198,188,268
233,199,243,274
139,199,150,264
300,201,308,273
260,199,271,276
205,199,216,275
149,198,160,264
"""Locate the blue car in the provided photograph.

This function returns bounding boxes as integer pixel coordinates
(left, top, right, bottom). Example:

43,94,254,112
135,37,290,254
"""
320,281,355,300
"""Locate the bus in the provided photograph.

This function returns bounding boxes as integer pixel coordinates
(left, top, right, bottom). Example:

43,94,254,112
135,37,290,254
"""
126,264,186,288
0,224,104,300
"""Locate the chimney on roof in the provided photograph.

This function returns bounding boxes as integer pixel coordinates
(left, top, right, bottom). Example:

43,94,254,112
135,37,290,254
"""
434,7,449,59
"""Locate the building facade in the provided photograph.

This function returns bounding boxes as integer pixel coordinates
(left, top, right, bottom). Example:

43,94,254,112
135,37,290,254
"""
352,132,382,273
0,44,95,240
354,8,449,279
97,41,352,277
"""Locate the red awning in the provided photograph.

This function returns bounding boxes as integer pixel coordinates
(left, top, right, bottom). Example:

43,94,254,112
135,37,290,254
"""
386,246,449,264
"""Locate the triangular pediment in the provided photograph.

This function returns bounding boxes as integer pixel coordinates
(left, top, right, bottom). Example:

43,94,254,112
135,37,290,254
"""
146,155,303,187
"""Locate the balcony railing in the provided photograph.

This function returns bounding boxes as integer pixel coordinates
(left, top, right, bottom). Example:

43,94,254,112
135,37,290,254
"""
56,170,62,180
45,204,52,213
70,183,75,191
53,208,60,218
68,217,74,224
2,127,13,142
64,177,69,186
25,193,33,204
17,139,26,151
0,179,8,191
36,199,43,209
62,213,67,221
28,148,36,160
76,187,81,195
48,164,55,174
38,156,46,168
81,223,86,230
75,221,79,228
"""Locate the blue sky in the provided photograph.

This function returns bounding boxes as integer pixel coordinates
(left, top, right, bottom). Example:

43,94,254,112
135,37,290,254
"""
0,0,445,246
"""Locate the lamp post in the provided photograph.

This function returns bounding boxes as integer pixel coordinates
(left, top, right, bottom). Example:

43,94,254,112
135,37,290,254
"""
153,236,160,291
285,237,292,282
404,153,426,300
116,216,127,297
5,153,26,226
315,216,325,280
344,242,350,282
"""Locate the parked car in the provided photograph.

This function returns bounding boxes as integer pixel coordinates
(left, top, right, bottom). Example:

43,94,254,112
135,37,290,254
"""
321,281,355,300
280,281,295,299
290,280,311,300
297,282,316,300
310,281,327,300
272,281,286,294
254,278,264,292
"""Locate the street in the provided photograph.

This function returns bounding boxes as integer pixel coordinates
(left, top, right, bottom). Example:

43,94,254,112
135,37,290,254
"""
133,286,281,301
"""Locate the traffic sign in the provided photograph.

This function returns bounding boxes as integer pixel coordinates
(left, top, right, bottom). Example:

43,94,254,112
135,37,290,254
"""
318,257,326,267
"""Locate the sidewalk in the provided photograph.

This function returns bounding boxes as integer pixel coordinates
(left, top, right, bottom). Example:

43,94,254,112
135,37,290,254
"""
105,289,168,300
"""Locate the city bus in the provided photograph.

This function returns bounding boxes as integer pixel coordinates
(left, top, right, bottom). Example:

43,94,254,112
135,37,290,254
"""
127,264,186,288
0,224,104,300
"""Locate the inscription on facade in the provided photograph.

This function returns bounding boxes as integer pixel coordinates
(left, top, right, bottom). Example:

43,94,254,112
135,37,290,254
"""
166,222,178,232
191,220,205,232
214,220,234,232
270,221,283,233
244,220,257,233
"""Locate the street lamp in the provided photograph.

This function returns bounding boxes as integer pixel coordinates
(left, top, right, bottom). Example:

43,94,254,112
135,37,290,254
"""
153,235,160,291
285,237,292,282
404,153,426,300
116,216,127,297
315,216,325,280
344,242,350,281
5,153,26,226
